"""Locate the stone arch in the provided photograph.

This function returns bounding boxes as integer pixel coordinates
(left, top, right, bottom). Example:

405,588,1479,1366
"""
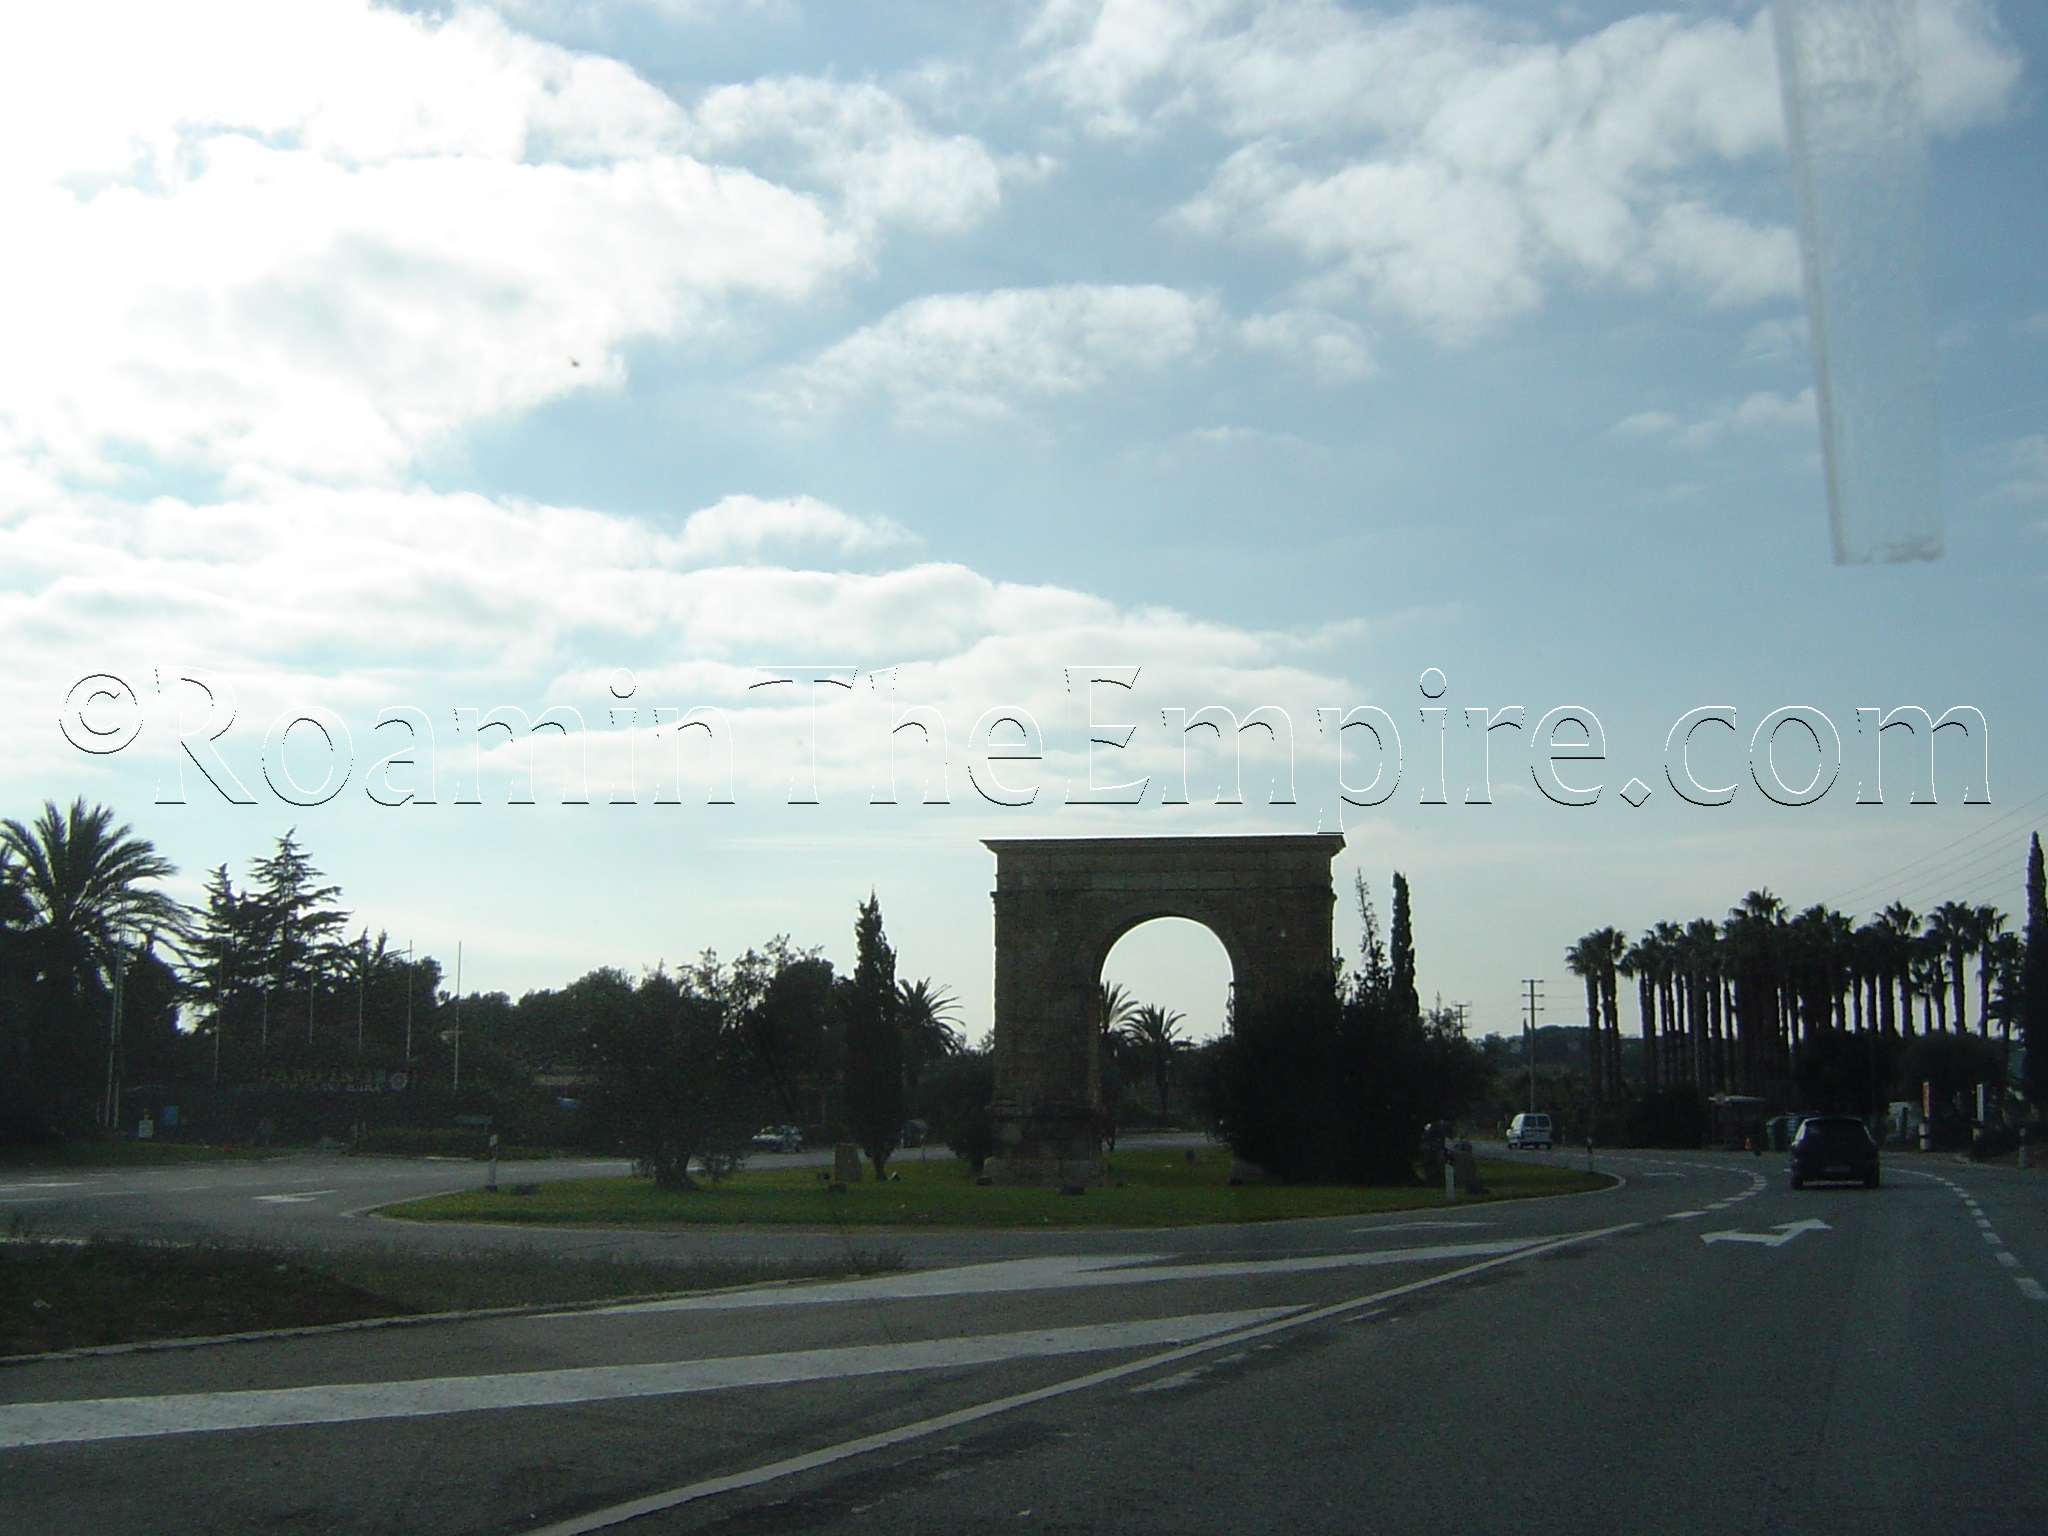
982,834,1345,1185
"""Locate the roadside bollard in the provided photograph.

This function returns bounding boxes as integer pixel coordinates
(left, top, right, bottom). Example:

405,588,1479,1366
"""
486,1133,499,1192
1444,1155,1456,1202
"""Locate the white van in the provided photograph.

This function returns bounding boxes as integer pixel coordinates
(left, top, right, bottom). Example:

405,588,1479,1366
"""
1506,1112,1553,1150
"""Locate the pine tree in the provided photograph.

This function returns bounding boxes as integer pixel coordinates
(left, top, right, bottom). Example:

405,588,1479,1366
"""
843,893,904,1177
1389,873,1419,1025
2021,833,2048,1106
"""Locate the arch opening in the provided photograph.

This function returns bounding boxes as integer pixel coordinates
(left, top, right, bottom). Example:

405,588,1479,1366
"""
1097,916,1235,1044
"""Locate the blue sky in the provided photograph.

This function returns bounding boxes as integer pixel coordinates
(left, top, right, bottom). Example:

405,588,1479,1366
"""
2,0,2043,1042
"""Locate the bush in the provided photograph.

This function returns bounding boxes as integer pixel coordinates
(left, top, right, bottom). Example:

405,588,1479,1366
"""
914,1052,995,1173
352,1126,491,1158
580,970,769,1190
1623,1085,1708,1148
1205,983,1486,1185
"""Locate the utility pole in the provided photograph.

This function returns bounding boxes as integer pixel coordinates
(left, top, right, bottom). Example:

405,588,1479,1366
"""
1522,978,1545,1115
103,948,128,1130
404,940,415,1064
451,941,463,1095
356,933,367,1057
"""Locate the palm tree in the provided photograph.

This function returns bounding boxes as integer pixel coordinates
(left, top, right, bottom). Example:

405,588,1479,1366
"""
0,800,189,978
1724,891,1787,1096
1620,931,1661,1087
1122,1003,1186,1116
0,799,190,1129
1099,981,1140,1034
895,977,964,1099
1565,932,1604,1102
1972,905,2007,1037
1925,900,1977,1034
1912,944,1948,1034
1984,930,2025,1039
1878,903,1920,1038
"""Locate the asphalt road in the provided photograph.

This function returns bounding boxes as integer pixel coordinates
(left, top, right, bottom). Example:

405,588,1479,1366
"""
2,1147,2043,1535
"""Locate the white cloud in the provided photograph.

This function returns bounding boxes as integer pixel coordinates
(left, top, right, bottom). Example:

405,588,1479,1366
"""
670,494,917,565
773,284,1218,421
1034,0,2018,339
1612,388,1815,449
1741,315,1810,363
686,76,1006,238
1237,307,1373,382
2,483,1358,814
0,2,1004,493
1998,435,2048,503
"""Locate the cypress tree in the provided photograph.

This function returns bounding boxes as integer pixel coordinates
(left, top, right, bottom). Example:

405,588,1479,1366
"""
2021,834,2048,1106
1389,873,1419,1026
843,892,904,1177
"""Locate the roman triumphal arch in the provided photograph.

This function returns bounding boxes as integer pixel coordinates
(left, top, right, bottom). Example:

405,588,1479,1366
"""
982,833,1346,1186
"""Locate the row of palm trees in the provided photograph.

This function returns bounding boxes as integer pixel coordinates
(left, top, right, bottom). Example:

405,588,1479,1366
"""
1568,891,2023,1103
1099,982,1188,1117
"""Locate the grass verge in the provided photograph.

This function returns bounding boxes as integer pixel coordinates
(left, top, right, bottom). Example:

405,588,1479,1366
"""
0,1236,902,1357
382,1146,1614,1230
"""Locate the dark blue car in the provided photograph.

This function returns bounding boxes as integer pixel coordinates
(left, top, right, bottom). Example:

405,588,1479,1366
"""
1788,1115,1880,1189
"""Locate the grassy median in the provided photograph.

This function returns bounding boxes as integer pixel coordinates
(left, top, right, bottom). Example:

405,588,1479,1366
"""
0,1236,902,1357
381,1146,1613,1230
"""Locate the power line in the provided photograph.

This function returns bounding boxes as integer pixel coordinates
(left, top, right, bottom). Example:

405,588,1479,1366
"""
1823,789,2048,911
1840,830,2039,918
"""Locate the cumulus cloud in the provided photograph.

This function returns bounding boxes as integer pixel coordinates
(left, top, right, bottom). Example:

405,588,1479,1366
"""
0,1,1003,492
686,76,1006,237
670,495,917,565
1031,0,2019,338
1998,435,2048,504
5,484,1356,816
1612,387,1816,450
772,284,1219,421
1237,307,1372,382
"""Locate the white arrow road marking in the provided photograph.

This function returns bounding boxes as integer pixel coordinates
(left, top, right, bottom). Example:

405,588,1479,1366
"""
251,1190,338,1204
0,1309,1292,1449
1701,1218,1830,1248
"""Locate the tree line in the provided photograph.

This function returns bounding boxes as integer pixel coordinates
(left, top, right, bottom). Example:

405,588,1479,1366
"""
0,799,968,1175
1562,835,2048,1134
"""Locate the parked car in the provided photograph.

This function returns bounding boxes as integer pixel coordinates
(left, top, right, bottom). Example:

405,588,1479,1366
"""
750,1125,804,1153
1788,1115,1879,1188
1506,1112,1553,1150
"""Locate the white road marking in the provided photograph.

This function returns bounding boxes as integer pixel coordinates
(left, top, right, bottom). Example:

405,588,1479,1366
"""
251,1190,338,1204
1665,1211,1708,1220
1984,1232,2004,1247
1127,1368,1206,1395
0,1310,1292,1450
565,1238,1549,1319
2018,1278,2047,1302
1997,1252,2021,1268
525,1222,1640,1536
1701,1219,1829,1249
1348,1220,1498,1232
0,1182,84,1193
